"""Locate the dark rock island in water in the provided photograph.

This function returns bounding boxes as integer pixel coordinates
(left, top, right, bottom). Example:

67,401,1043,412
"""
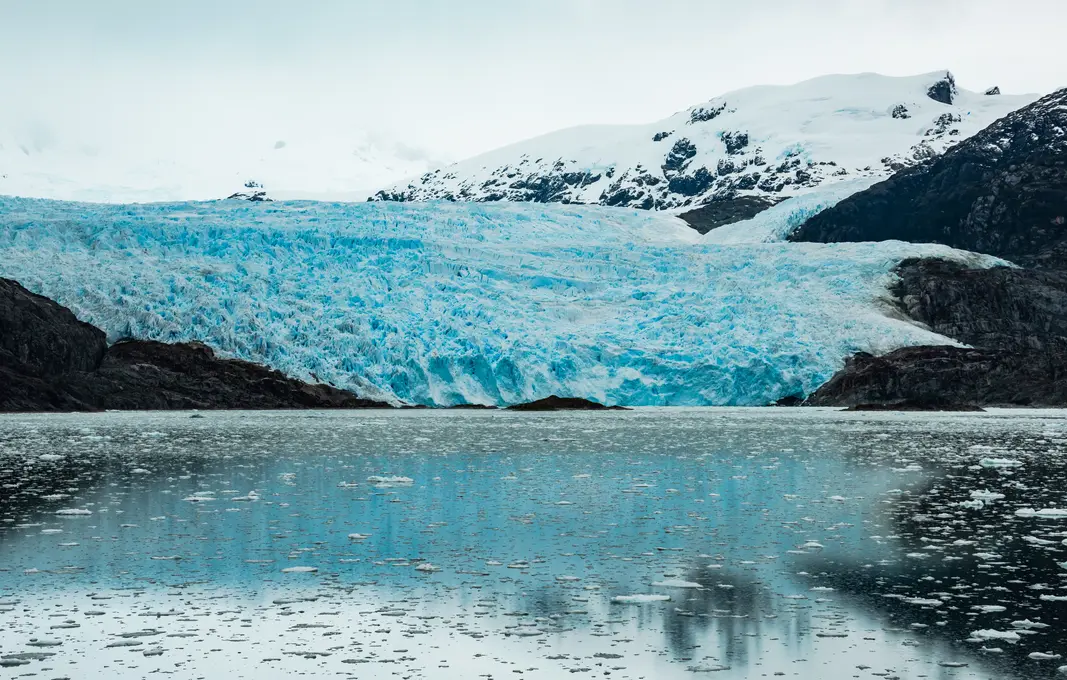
507,396,630,411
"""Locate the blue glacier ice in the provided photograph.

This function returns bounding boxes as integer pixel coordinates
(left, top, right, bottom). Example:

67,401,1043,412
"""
701,179,881,244
0,196,998,406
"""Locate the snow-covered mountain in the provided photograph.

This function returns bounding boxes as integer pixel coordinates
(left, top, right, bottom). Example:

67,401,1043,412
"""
0,126,446,204
375,72,1035,219
0,197,998,407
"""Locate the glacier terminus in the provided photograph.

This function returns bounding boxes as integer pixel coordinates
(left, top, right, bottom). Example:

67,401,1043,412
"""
0,196,998,407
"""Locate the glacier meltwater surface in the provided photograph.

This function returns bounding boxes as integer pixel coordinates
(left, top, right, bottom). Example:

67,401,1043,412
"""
0,196,996,406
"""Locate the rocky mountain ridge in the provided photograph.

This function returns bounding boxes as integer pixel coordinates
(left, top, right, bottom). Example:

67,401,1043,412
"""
791,87,1067,266
375,72,1032,229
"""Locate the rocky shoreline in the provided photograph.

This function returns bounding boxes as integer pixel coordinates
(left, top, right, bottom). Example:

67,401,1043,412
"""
806,258,1067,408
1,278,390,412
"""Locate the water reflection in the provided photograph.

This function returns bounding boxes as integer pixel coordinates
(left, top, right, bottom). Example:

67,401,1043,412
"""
1,408,1064,678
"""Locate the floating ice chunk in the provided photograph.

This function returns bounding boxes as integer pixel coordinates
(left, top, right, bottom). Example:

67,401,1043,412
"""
1016,508,1067,519
799,541,824,551
131,468,150,474
1012,620,1050,629
905,598,943,606
232,491,259,501
968,630,1021,643
182,495,215,502
611,594,671,604
367,476,414,484
415,563,440,572
938,662,969,668
970,490,1005,502
1030,653,1063,660
40,529,62,534
150,556,183,561
651,579,703,589
555,576,581,582
958,500,985,510
685,665,731,673
348,533,371,540
973,605,1007,613
38,454,63,461
54,509,91,516
1024,536,1057,546
980,458,1023,468
1040,595,1067,602
281,566,318,573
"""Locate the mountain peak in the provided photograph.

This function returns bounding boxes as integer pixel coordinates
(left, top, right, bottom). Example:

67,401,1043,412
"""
374,72,1035,214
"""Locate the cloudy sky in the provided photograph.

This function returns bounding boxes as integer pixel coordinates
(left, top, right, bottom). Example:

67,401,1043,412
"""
2,0,1064,173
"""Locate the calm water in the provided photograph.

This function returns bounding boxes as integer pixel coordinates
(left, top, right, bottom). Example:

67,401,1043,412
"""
1,408,1065,679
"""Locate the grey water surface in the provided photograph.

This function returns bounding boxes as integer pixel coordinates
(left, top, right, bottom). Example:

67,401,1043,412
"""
1,408,1065,679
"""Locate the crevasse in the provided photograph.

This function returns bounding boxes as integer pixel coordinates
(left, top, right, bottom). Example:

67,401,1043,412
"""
0,196,996,406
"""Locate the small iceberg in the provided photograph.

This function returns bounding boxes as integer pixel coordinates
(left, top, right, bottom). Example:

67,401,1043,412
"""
651,579,703,589
611,594,671,604
1015,508,1067,519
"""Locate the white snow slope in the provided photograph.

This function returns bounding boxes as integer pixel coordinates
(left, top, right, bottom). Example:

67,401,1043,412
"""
376,71,1034,212
0,197,999,406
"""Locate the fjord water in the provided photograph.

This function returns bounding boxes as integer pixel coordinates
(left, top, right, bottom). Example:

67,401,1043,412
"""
1,409,1065,679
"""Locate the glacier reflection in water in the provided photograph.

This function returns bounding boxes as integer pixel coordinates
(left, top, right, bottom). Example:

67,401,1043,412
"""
1,408,1065,679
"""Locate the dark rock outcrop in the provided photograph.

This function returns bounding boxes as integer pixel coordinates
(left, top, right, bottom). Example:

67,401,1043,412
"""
1,278,106,378
507,396,629,411
226,191,272,202
926,72,957,105
678,196,785,234
809,345,1052,408
891,258,1067,351
662,139,698,177
846,398,984,412
790,88,1067,268
0,278,388,412
808,259,1067,407
227,180,273,202
70,340,387,411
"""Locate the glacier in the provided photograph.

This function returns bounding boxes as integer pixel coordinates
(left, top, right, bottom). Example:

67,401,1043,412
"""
0,196,999,406
701,179,881,244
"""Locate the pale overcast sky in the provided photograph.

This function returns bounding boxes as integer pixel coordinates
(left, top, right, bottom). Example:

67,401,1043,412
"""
2,0,1065,161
